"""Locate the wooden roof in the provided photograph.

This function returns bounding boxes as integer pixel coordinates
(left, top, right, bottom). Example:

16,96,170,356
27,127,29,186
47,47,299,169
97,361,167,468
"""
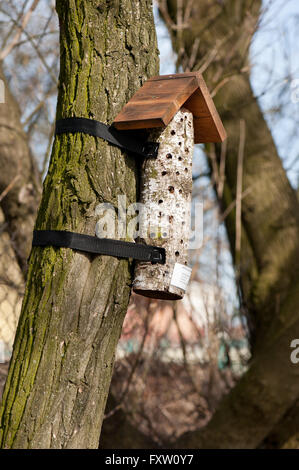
113,72,227,144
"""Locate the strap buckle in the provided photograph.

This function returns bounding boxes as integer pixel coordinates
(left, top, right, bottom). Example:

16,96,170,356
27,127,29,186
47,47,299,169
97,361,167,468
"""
142,142,160,158
150,247,166,264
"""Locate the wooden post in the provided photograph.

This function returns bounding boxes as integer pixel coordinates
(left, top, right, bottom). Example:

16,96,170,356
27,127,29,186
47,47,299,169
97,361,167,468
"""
133,108,194,300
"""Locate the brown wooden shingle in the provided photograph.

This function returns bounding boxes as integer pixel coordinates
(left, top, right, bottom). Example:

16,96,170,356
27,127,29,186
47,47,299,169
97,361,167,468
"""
113,72,227,143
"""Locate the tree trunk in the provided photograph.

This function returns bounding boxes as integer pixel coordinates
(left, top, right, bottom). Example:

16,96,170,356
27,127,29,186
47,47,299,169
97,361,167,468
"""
159,0,299,448
0,0,159,449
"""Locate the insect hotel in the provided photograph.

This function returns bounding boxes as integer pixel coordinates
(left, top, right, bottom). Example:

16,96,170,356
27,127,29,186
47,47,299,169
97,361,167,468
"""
113,72,226,301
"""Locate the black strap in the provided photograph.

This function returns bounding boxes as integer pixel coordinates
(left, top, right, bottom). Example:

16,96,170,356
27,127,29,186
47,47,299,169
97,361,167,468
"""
55,117,159,158
32,230,166,264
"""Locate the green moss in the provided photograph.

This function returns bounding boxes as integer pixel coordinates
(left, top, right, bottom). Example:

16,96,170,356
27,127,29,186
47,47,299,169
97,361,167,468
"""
148,168,158,179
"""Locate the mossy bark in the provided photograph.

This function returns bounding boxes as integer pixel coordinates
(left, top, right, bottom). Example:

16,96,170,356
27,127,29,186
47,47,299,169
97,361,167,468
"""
0,0,159,449
160,0,299,449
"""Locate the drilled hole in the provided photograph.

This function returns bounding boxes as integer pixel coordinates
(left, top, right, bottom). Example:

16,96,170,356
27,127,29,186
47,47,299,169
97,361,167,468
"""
161,171,167,176
175,251,180,257
176,171,180,175
184,168,188,172
166,153,172,159
179,142,182,146
171,130,176,135
168,186,175,193
180,239,184,244
180,118,183,122
179,189,182,194
178,156,182,161
158,199,163,204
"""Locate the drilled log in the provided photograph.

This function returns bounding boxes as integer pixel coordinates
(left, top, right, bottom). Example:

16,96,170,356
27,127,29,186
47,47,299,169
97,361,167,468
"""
133,108,193,300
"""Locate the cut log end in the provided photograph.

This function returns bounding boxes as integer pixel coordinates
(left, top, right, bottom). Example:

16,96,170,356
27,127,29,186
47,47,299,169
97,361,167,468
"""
133,288,182,301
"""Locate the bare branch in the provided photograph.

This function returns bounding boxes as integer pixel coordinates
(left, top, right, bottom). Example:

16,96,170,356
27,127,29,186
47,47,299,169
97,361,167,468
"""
0,0,40,61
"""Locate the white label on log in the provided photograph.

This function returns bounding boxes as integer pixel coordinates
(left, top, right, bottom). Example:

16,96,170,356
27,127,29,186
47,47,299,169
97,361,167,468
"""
170,263,192,291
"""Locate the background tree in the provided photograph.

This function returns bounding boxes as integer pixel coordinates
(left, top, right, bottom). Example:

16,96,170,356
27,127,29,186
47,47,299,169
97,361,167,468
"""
157,0,299,448
0,59,42,369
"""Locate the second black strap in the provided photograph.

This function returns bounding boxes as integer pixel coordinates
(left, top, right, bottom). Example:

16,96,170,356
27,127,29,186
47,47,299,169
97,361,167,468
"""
32,230,166,264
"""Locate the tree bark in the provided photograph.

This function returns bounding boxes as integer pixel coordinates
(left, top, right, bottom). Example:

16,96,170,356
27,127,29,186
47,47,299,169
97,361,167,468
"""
159,0,299,448
0,0,159,449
